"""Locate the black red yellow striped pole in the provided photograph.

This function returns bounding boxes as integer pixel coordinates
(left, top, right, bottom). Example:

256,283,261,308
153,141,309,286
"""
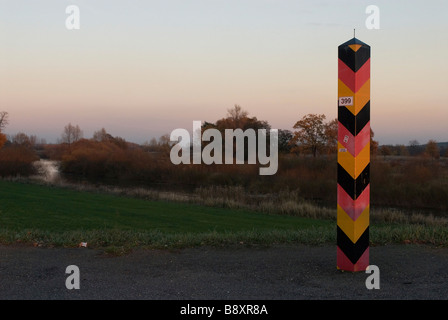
337,38,370,272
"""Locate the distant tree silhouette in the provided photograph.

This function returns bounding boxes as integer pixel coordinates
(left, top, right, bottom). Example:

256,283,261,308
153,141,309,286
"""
61,123,83,149
93,128,110,142
278,129,293,153
0,111,8,130
324,118,338,154
379,145,392,158
408,140,423,156
425,139,440,159
11,132,33,149
0,111,9,149
202,105,271,161
209,105,270,132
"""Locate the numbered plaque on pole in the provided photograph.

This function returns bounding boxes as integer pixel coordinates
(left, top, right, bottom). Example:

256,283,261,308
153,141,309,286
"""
337,38,370,272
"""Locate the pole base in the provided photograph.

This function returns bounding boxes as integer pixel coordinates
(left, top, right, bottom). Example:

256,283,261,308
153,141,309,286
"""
337,246,369,272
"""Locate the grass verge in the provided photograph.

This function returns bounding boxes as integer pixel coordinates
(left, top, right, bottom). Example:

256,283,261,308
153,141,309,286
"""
1,180,447,251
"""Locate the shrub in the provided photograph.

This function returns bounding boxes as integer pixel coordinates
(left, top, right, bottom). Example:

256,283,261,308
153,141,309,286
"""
0,145,39,177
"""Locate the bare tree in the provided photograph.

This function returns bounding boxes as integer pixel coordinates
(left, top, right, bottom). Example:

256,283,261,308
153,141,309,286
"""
93,128,109,142
227,104,248,124
0,111,9,131
29,134,38,147
62,123,83,148
0,111,9,149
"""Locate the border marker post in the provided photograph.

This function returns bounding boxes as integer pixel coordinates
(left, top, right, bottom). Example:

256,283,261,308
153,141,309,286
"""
337,37,371,271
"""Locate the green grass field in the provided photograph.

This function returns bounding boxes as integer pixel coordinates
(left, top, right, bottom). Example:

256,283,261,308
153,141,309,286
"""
0,180,334,249
1,180,447,250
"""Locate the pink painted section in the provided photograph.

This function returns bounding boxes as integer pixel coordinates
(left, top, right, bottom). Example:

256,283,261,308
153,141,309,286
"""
337,247,369,272
354,121,370,156
338,121,370,158
337,184,370,221
338,122,355,156
338,58,370,93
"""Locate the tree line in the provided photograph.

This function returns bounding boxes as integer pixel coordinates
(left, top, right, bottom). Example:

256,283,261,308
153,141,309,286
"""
0,106,447,181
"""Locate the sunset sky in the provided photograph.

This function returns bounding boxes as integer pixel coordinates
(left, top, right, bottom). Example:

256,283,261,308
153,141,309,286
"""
1,0,447,145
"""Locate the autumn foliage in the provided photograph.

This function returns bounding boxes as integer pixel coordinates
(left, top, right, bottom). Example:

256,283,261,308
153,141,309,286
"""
0,133,6,150
0,108,447,211
290,114,337,157
0,111,40,176
61,138,155,183
0,145,39,177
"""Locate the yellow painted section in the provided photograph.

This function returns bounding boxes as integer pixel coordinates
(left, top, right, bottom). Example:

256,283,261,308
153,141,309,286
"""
354,79,370,115
338,142,355,178
337,204,370,243
337,142,370,179
355,141,370,177
349,44,362,52
338,79,370,116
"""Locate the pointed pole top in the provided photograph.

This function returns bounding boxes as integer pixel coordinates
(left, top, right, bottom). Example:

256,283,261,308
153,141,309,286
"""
339,37,370,48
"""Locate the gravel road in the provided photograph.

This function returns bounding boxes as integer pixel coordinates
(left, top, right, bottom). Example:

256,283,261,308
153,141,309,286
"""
0,243,447,300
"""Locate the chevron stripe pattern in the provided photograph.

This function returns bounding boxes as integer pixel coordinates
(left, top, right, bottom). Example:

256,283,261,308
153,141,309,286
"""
337,38,370,272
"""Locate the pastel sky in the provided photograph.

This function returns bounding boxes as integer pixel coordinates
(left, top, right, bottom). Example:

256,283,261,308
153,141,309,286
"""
1,0,447,145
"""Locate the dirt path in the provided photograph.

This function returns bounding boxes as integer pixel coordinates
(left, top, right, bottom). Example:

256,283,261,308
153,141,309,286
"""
0,243,447,300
